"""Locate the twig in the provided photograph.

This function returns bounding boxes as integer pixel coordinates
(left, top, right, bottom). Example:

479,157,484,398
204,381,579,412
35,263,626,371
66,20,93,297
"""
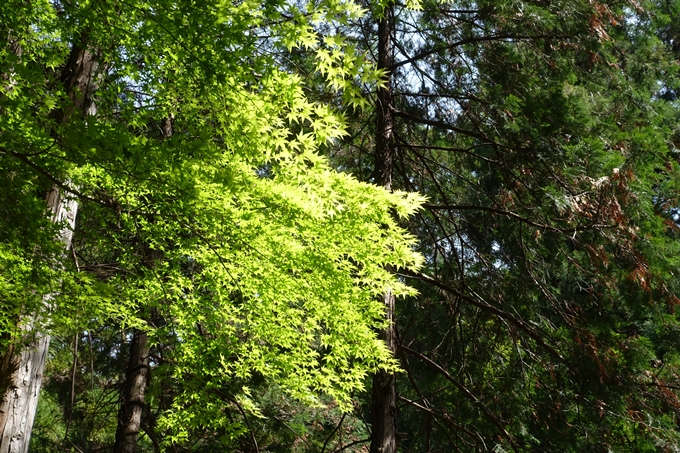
400,344,519,453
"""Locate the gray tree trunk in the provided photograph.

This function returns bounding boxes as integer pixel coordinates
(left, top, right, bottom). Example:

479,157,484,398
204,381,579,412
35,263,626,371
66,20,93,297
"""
370,5,398,453
114,331,150,453
0,188,78,453
0,43,99,453
0,337,51,453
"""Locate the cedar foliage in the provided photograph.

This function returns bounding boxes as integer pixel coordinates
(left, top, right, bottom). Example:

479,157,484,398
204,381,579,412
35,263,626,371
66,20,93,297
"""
331,0,680,451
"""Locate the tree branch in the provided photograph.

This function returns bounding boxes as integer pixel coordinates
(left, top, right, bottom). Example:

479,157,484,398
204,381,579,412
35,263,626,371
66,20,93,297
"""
400,269,571,369
400,344,519,453
392,109,495,145
423,203,616,233
391,34,570,70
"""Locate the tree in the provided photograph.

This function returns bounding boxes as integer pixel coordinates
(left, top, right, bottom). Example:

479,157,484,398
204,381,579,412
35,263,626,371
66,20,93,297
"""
325,0,680,450
6,0,680,450
0,0,424,450
370,3,399,453
1,11,99,449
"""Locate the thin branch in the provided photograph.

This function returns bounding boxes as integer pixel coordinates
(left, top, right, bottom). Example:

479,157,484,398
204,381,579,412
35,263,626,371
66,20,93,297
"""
334,437,370,453
269,415,313,451
401,270,570,369
321,413,346,453
397,395,479,442
398,141,500,164
391,34,569,70
231,396,260,453
64,333,79,441
6,149,100,204
423,203,617,233
392,109,495,145
400,344,520,453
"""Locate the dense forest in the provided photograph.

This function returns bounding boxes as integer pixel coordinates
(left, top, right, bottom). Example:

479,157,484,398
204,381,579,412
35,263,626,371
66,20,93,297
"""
1,0,680,451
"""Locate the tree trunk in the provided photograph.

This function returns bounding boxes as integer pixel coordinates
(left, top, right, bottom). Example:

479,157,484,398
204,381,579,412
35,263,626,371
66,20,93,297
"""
0,188,78,453
370,291,398,453
113,114,171,453
114,330,150,453
0,43,99,453
370,5,398,453
0,338,50,453
373,7,394,192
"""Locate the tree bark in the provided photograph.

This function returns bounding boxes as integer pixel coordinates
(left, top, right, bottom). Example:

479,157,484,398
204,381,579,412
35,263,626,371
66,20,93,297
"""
0,187,78,453
0,42,99,453
370,5,398,453
114,330,150,453
0,338,50,453
373,6,394,192
113,114,171,453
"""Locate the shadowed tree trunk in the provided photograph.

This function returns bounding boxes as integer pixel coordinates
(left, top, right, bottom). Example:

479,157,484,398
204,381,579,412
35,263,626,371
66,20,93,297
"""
370,4,398,453
114,330,150,453
114,115,172,453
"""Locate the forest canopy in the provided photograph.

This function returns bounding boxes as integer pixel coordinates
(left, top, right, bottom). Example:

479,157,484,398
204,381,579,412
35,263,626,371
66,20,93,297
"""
2,0,680,451
1,0,423,450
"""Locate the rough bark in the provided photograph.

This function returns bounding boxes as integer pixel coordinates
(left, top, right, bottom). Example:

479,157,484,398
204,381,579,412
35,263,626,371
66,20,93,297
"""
0,42,99,453
113,114,172,453
0,347,18,397
0,188,78,453
114,331,150,453
373,7,394,192
0,338,50,453
58,45,101,120
370,290,398,453
370,5,398,453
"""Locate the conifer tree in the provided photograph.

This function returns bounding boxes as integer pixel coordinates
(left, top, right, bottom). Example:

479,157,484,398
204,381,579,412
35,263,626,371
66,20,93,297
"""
331,0,680,450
